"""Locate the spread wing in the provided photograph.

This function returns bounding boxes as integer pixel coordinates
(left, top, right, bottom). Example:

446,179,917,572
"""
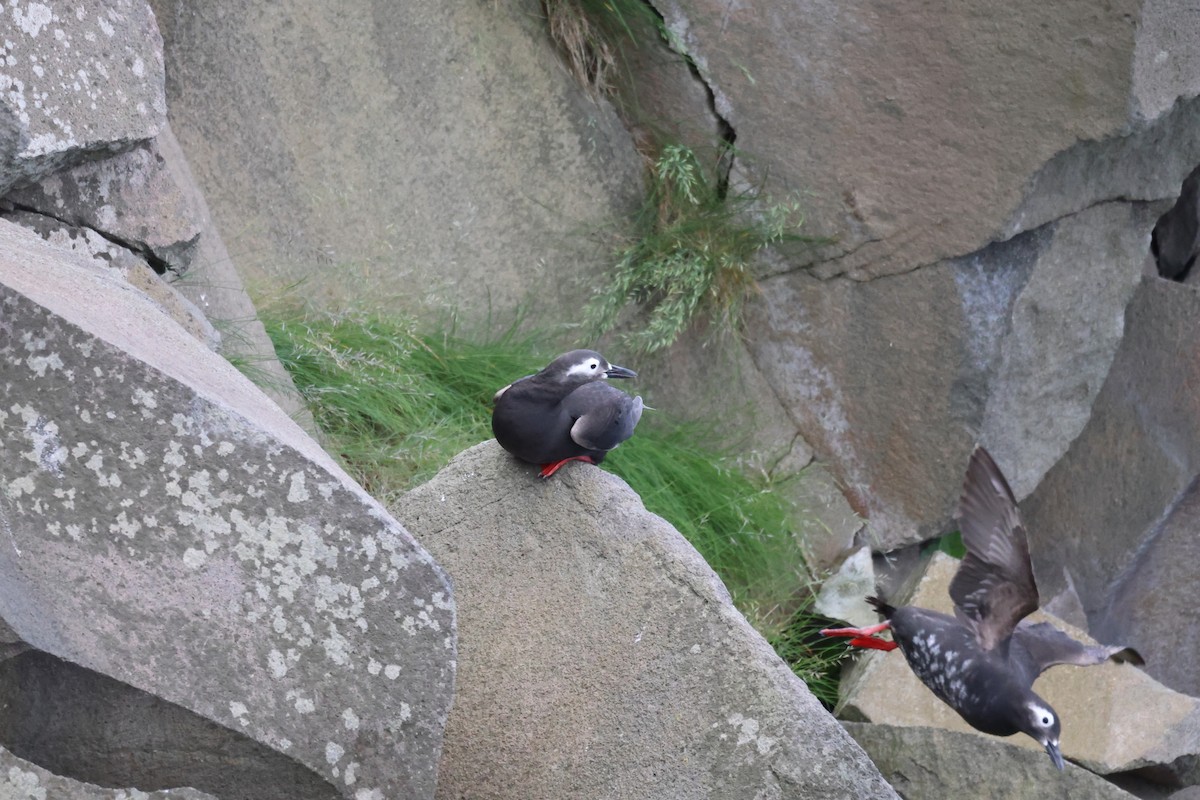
950,446,1039,652
564,383,643,452
1009,621,1144,684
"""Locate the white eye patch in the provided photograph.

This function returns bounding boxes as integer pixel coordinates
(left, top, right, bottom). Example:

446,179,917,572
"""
566,359,603,378
1027,702,1055,727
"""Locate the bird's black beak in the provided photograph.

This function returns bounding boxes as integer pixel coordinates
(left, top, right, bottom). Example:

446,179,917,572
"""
605,364,637,380
1044,740,1064,771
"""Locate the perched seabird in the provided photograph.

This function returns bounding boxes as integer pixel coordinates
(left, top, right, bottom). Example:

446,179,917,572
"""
492,349,644,478
821,446,1142,770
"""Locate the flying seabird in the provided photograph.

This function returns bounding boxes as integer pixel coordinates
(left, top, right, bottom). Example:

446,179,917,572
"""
821,446,1142,769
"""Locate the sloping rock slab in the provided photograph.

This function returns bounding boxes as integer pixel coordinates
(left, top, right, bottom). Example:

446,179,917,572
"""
0,0,165,193
398,440,897,800
0,220,454,799
843,723,1138,800
1,743,215,800
1023,277,1200,698
838,553,1198,779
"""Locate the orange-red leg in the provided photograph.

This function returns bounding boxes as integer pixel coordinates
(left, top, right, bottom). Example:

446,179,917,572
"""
539,455,597,479
819,622,899,652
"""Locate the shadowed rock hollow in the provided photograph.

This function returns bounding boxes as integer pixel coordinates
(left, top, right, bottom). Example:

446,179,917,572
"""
397,440,897,800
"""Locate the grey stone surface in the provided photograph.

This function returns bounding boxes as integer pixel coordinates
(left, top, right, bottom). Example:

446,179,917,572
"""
0,221,455,800
0,742,216,800
398,440,898,800
748,199,1157,548
843,723,1139,800
0,616,29,663
655,0,1200,281
0,0,166,194
1101,477,1200,700
6,138,202,274
1022,277,1200,698
837,553,1200,778
746,232,1035,549
149,0,642,322
979,202,1158,498
605,6,725,168
790,463,864,573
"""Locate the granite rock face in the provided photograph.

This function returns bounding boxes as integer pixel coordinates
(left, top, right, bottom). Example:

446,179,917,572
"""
398,440,898,800
0,221,455,799
0,0,166,193
150,0,643,322
6,138,202,274
637,0,1200,548
1,208,218,351
657,0,1200,281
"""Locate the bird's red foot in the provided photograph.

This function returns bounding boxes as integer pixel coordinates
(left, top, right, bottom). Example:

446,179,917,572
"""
819,622,899,651
539,455,597,479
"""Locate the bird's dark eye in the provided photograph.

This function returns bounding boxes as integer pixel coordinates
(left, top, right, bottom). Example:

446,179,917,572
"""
1042,716,1050,725
590,362,598,370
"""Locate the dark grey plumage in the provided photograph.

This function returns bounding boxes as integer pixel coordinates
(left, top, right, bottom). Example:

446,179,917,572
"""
824,446,1142,770
492,349,643,477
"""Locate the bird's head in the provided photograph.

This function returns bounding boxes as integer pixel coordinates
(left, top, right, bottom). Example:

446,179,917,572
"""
1020,697,1064,770
546,350,637,386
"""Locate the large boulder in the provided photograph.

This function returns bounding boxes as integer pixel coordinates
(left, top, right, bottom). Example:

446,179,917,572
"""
148,0,643,322
0,0,166,193
398,440,898,800
836,553,1199,784
0,208,217,351
0,651,334,799
0,220,455,799
1023,276,1200,697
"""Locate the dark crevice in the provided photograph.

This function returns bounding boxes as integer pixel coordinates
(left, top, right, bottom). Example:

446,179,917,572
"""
0,199,174,275
640,0,738,198
0,650,339,800
1150,162,1200,282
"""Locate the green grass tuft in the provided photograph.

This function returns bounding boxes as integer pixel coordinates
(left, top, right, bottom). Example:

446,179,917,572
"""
259,301,842,700
766,603,848,709
585,144,815,355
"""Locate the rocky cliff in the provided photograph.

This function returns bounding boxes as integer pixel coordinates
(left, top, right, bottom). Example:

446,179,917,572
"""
4,1,1200,797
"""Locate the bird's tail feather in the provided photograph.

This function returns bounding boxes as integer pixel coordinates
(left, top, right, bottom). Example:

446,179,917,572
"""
866,595,896,619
